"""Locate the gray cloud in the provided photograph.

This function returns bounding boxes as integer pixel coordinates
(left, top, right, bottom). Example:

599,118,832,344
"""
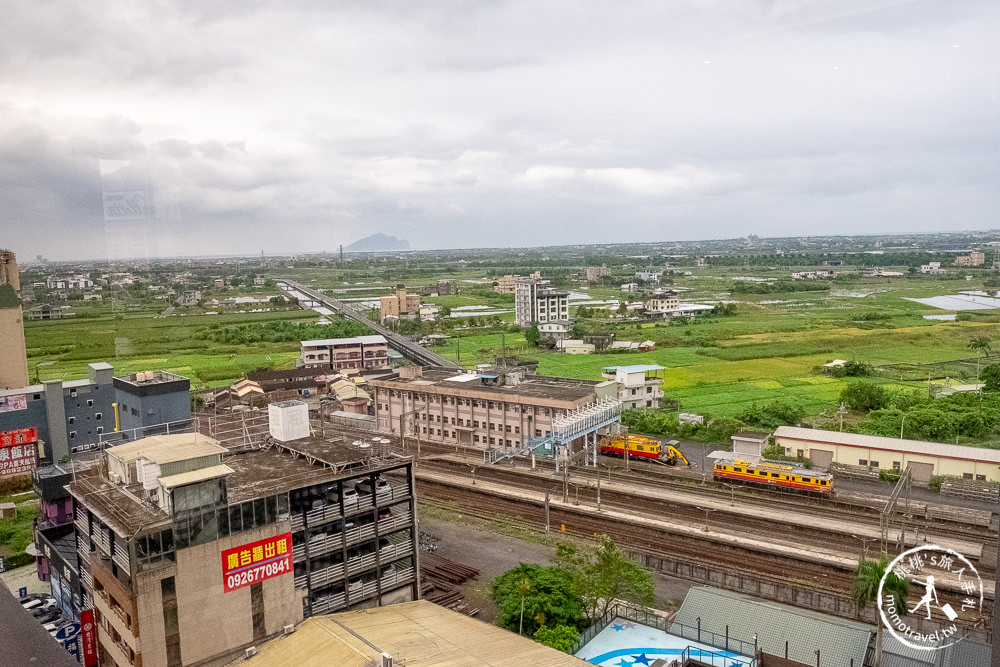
1,0,997,259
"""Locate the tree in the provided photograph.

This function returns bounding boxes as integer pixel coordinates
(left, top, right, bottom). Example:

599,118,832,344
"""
851,555,909,667
524,324,541,347
533,624,580,652
840,382,890,412
969,336,992,381
981,364,1000,392
554,535,655,624
490,564,584,636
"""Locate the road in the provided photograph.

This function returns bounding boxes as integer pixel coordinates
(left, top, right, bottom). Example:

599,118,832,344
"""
278,279,459,368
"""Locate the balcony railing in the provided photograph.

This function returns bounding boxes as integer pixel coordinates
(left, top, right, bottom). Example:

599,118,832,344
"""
291,488,410,531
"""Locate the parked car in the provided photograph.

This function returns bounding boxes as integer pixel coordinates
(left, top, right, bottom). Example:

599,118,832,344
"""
41,615,66,633
355,476,390,496
20,594,54,611
336,487,360,508
29,599,59,617
33,606,62,622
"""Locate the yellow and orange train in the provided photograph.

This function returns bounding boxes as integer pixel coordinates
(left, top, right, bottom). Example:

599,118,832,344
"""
713,457,833,494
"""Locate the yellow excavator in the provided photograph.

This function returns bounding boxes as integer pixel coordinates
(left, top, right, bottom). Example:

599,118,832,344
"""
663,440,690,466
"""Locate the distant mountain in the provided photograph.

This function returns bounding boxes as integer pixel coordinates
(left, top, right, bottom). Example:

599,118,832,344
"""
343,233,411,253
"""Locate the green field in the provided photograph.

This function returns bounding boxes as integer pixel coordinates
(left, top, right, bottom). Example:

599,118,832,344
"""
25,307,311,390
22,267,1000,427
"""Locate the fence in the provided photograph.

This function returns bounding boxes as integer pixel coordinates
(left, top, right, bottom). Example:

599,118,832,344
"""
572,602,759,664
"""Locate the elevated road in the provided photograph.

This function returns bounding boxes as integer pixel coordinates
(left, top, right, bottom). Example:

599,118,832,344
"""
278,279,459,368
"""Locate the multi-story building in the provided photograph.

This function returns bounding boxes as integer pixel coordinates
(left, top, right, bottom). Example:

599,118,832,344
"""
921,262,945,274
0,248,29,390
514,278,569,327
379,284,420,322
370,366,600,450
492,274,521,294
955,252,985,267
422,280,455,296
537,321,573,341
586,264,611,282
40,418,418,666
643,290,680,315
601,365,665,409
634,270,661,283
299,335,389,371
0,364,191,466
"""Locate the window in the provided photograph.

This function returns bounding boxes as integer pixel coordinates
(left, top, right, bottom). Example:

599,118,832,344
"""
859,459,868,466
87,399,93,407
963,473,974,480
97,426,103,434
892,461,901,470
734,467,742,473
976,474,986,481
95,412,102,421
771,472,780,478
69,431,76,440
870,461,879,468
797,449,804,458
68,416,75,424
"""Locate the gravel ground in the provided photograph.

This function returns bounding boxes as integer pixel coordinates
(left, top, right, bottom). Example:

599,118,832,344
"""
418,511,693,624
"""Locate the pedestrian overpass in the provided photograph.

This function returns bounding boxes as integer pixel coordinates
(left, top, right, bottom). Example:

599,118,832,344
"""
484,397,622,465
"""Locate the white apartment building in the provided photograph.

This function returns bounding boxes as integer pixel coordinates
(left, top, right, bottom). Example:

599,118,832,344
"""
601,365,664,409
514,278,569,327
644,290,680,315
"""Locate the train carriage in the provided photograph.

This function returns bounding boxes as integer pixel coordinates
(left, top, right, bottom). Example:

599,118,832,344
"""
713,457,833,494
600,435,690,465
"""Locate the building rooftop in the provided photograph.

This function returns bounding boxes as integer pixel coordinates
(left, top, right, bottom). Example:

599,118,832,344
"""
228,599,587,667
370,368,599,405
774,425,1000,464
159,464,234,489
222,449,340,504
114,369,187,386
673,587,871,667
601,365,665,373
105,433,227,465
301,334,388,347
69,465,170,536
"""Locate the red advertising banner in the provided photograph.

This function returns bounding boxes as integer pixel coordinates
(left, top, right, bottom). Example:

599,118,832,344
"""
0,428,38,480
221,532,292,593
79,608,98,667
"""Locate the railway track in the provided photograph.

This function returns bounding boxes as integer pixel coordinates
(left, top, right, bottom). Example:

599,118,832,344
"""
416,476,856,594
416,444,995,553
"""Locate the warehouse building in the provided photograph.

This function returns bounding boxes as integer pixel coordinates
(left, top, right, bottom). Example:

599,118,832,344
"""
37,406,418,667
773,426,1000,483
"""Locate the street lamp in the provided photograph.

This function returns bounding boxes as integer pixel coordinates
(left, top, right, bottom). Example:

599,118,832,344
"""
721,483,737,506
851,533,874,557
900,415,906,439
695,506,716,532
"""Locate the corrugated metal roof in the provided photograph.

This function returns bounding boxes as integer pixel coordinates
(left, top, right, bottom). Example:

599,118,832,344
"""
158,464,233,488
106,433,227,464
673,587,871,667
775,426,1000,463
300,334,388,346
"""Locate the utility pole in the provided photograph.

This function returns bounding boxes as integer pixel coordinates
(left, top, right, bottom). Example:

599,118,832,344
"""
596,474,601,512
563,459,568,503
544,492,550,534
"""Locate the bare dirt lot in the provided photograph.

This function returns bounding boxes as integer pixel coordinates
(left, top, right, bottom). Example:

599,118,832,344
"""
417,502,693,624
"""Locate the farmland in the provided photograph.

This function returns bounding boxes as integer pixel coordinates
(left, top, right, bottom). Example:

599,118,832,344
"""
20,257,1000,430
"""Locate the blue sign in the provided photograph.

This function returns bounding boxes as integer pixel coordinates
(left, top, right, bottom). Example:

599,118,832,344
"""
18,587,27,598
303,389,310,398
56,622,81,642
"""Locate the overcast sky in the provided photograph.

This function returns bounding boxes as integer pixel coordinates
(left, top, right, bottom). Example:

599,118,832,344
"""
2,1,997,260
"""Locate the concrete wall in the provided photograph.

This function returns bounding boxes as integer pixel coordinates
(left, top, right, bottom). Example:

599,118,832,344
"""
136,521,301,666
0,306,28,390
373,385,591,450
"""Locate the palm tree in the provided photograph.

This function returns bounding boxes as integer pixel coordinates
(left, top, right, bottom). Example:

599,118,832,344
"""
851,555,909,667
970,336,992,381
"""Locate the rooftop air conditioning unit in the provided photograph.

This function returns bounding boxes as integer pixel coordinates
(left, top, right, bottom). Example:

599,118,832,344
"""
109,472,121,485
283,624,295,635
245,646,257,659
